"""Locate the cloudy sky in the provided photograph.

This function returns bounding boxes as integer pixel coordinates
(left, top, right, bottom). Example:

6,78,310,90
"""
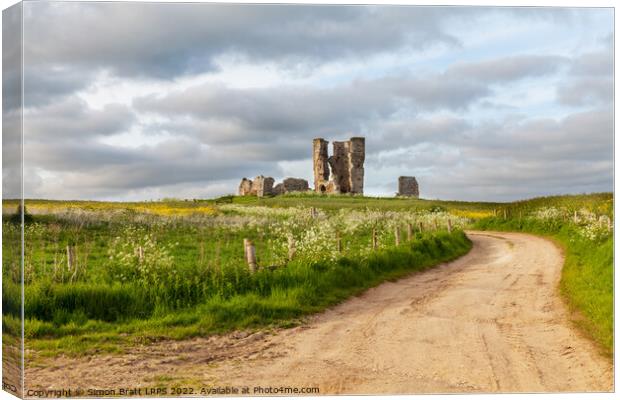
3,2,614,201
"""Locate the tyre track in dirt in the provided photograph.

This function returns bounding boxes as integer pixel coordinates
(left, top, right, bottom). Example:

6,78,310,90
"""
26,231,613,394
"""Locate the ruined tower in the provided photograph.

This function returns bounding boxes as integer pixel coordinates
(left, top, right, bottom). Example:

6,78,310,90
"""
313,138,330,193
348,137,365,194
313,137,365,195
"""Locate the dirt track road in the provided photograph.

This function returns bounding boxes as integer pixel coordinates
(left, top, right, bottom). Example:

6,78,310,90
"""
27,231,613,394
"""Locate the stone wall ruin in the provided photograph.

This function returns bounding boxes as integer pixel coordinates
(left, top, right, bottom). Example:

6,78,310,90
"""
273,178,310,195
238,176,309,197
238,175,275,197
238,177,253,196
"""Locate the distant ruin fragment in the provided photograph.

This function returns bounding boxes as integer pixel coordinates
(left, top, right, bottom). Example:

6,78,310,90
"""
313,137,365,195
238,178,253,196
253,176,275,197
238,175,275,197
273,178,310,195
238,176,309,197
398,176,419,198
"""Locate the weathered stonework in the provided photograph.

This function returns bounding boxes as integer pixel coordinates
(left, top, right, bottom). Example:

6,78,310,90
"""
313,138,330,193
313,137,365,195
240,176,308,197
253,176,275,197
273,178,309,195
281,177,309,193
238,176,275,197
328,141,349,193
238,178,253,196
348,137,365,194
398,176,419,197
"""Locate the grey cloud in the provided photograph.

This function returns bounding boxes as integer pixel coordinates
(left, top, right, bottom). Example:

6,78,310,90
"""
365,116,471,152
557,77,613,106
135,82,398,142
24,136,283,198
362,108,612,201
24,66,96,108
421,157,612,201
569,50,613,76
556,46,612,106
2,110,22,199
2,2,22,113
2,3,23,199
136,52,570,142
447,55,569,83
388,76,490,111
25,97,135,141
17,2,589,113
26,141,141,172
22,3,581,82
214,141,311,162
23,2,471,80
459,109,613,163
134,71,490,145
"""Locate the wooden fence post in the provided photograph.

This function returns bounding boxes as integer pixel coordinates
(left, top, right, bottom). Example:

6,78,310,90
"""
433,218,438,231
288,236,296,261
407,223,413,241
418,221,424,233
311,207,317,218
573,210,578,224
66,245,74,271
394,226,401,246
447,219,452,233
503,209,507,220
372,228,378,250
607,216,612,231
244,239,258,273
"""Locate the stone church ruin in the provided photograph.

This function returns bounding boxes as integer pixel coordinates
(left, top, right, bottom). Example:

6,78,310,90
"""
237,136,419,198
313,137,365,195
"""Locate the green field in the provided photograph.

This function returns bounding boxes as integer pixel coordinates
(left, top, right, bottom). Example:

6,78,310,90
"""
1,192,613,357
